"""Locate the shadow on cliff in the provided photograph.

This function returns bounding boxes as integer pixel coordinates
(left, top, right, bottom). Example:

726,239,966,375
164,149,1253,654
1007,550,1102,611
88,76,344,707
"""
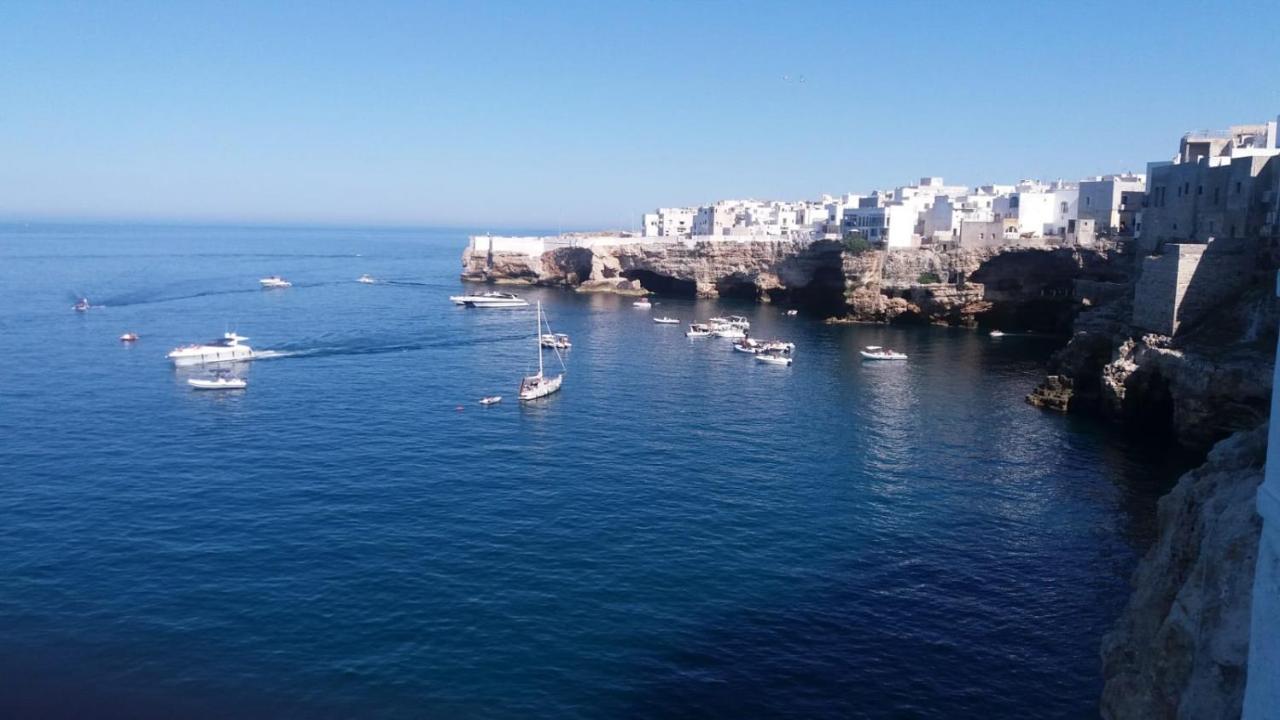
621,269,698,298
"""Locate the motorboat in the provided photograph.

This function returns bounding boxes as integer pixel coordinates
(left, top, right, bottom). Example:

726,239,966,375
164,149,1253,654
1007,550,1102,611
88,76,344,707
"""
755,352,793,366
709,315,750,329
479,395,502,405
73,298,91,312
710,324,746,339
358,274,376,284
761,340,795,354
187,372,247,391
519,301,566,401
785,309,799,316
653,316,679,324
260,276,292,289
733,338,763,354
119,332,139,342
633,298,652,308
686,323,712,338
540,333,572,350
457,292,529,308
167,332,254,366
989,330,1005,337
860,345,908,361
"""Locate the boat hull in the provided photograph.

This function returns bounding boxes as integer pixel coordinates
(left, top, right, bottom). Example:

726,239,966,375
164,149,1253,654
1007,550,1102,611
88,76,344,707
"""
519,373,563,401
168,348,255,367
859,351,907,361
187,378,247,390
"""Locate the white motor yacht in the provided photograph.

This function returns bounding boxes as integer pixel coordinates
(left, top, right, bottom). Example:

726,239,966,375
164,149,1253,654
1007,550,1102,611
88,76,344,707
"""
860,345,908,361
455,292,529,308
540,333,572,350
358,274,376,284
519,301,565,401
188,371,247,391
653,316,679,324
260,276,292,289
709,315,750,329
167,332,254,366
761,340,795,354
711,324,746,339
686,323,712,338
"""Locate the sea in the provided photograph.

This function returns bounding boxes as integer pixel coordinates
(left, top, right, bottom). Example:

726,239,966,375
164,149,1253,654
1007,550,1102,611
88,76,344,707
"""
0,223,1188,719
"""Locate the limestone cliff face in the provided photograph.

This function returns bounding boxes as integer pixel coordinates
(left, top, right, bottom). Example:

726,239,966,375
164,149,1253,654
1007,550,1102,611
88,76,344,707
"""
1101,424,1266,720
462,240,1125,327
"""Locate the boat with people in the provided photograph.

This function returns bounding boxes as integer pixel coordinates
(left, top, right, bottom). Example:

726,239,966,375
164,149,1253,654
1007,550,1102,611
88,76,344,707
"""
479,395,502,405
709,315,750,329
358,274,376,284
167,332,255,366
653,316,679,324
686,323,712,338
710,324,746,339
187,370,247,391
73,298,91,312
860,345,908,361
260,276,292,289
119,332,139,342
633,298,652,308
761,340,795,354
733,338,763,354
453,291,529,308
540,333,572,350
519,301,565,402
755,352,793,366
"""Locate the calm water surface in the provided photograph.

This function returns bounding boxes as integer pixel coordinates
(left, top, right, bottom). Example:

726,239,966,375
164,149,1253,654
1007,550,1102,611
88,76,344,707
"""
0,224,1182,719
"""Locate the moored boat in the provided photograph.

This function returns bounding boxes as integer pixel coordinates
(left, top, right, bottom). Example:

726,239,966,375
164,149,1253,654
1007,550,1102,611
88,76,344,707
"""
633,298,652,308
259,276,292,289
119,332,139,342
859,345,908,361
710,324,746,339
358,274,376,284
653,316,679,324
479,395,502,405
755,352,793,366
540,333,572,349
686,323,712,338
709,315,750,329
733,338,762,354
73,298,91,312
519,301,566,401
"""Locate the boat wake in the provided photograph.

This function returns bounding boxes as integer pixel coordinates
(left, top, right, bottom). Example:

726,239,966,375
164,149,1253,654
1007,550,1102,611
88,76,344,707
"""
252,331,527,362
97,281,344,308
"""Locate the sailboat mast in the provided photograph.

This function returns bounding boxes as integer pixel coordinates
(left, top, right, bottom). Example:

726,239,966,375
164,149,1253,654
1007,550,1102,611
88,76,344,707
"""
537,301,544,377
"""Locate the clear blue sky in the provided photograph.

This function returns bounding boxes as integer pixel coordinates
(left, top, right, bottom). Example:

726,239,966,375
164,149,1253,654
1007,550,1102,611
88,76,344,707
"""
2,1,1278,229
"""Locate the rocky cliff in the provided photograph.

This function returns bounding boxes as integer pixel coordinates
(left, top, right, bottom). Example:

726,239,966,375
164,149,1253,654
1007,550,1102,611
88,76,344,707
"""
461,239,1128,328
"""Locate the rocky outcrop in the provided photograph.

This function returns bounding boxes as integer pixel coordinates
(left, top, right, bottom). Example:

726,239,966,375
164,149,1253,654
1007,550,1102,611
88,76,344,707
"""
462,239,1127,328
1101,424,1266,720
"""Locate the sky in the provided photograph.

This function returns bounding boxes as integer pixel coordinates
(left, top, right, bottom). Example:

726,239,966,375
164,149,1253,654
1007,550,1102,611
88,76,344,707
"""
1,0,1278,229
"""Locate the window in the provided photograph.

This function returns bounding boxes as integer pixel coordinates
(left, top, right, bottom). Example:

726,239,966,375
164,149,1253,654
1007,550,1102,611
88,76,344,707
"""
1197,185,1202,196
1236,181,1243,194
1213,187,1219,204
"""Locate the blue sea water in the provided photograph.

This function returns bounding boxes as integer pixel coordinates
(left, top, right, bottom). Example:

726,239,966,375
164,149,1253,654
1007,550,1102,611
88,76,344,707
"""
0,223,1185,719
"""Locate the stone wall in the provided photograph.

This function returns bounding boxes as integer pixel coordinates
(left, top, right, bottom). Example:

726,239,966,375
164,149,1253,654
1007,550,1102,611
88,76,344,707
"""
1132,239,1256,336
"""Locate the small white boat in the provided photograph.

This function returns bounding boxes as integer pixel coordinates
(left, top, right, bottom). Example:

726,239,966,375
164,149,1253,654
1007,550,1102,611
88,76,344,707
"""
479,395,502,405
733,338,762,354
686,323,712,338
860,345,908,361
119,332,139,342
989,330,1005,337
260,276,292,289
709,315,750,329
633,298,652,308
73,298,91,312
785,309,799,317
653,316,679,324
167,332,254,366
358,274,376,284
519,301,566,401
457,292,529,308
187,374,247,391
755,353,793,366
761,340,795,354
540,333,572,349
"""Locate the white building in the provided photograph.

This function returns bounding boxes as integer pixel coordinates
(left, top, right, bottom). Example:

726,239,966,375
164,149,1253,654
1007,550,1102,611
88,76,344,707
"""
1078,173,1146,235
641,207,696,237
994,180,1079,238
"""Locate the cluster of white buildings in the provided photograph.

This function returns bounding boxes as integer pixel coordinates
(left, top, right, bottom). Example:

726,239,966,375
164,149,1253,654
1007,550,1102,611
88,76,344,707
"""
642,173,1151,250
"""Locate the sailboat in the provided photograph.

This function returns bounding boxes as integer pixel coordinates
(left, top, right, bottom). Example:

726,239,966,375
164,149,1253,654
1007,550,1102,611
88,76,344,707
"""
519,301,565,401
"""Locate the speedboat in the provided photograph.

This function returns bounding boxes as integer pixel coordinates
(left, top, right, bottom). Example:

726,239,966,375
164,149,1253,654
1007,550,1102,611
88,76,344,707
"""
989,330,1005,337
456,292,529,308
479,395,502,405
860,345,908,361
73,298,91,312
119,332,139,342
358,274,376,284
260,276,292,289
785,309,799,316
540,333,572,350
711,324,746,339
187,373,247,391
686,323,712,338
755,352,793,366
733,338,762,354
519,302,565,401
653,316,679,324
167,332,254,366
633,298,652,308
709,315,750,329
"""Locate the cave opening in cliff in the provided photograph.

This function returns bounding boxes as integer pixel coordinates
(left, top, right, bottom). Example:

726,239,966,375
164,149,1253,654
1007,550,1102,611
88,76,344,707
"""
1123,368,1176,440
767,266,848,315
715,276,761,302
621,270,696,298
